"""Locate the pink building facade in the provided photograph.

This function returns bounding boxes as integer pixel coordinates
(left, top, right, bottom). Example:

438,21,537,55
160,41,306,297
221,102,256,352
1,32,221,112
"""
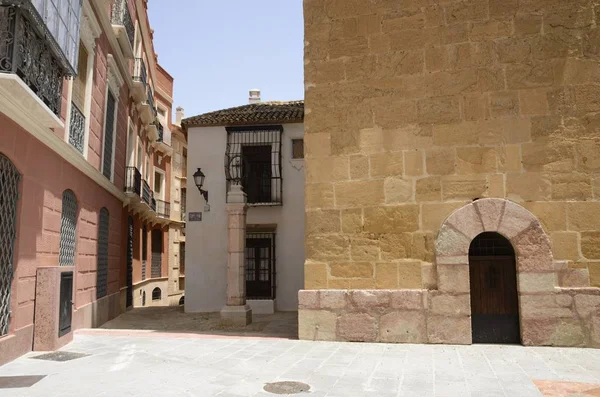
0,0,175,365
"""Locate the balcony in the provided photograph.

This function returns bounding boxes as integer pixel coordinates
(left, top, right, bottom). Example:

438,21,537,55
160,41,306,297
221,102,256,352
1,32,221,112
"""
139,87,156,128
153,122,173,154
68,103,86,154
0,4,72,131
111,0,134,59
155,199,170,219
142,180,152,207
131,58,147,103
125,166,142,196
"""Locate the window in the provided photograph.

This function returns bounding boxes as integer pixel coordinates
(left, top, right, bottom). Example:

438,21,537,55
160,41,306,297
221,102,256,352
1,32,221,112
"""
72,44,87,110
245,233,276,300
33,0,82,70
179,242,185,276
141,225,147,280
180,188,186,221
68,43,89,154
154,170,165,200
0,154,21,337
137,142,143,171
102,90,117,180
225,127,282,205
59,190,78,266
151,230,162,278
145,157,150,182
96,208,109,299
152,287,161,301
126,120,135,167
292,139,304,159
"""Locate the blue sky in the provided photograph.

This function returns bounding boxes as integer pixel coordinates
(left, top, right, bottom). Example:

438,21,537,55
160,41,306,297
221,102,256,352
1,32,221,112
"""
148,0,304,119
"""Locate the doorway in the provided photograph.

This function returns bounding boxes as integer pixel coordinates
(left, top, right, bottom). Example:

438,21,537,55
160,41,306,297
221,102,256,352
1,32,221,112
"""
469,232,520,344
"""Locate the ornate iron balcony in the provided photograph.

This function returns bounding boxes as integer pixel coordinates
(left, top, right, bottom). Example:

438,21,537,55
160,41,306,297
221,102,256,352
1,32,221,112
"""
133,58,147,88
0,4,73,116
69,103,85,154
157,122,163,142
125,166,142,196
142,179,152,207
155,199,170,219
147,86,155,115
111,0,134,49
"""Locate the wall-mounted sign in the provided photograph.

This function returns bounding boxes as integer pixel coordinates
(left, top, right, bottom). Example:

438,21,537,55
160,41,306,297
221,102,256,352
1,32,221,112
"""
188,212,203,222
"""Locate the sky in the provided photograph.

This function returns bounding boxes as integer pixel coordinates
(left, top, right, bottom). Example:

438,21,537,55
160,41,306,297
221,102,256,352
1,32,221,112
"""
147,0,305,119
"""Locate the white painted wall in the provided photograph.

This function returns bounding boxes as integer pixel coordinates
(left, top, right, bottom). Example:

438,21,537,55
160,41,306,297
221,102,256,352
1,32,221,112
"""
185,123,305,313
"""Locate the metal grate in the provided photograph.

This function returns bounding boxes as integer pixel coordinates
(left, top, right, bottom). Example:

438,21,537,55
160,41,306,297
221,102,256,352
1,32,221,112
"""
96,208,109,299
469,232,515,257
179,242,185,276
151,230,162,278
0,154,20,337
245,232,276,300
59,190,78,267
102,91,116,179
132,58,147,89
69,102,85,154
225,126,282,205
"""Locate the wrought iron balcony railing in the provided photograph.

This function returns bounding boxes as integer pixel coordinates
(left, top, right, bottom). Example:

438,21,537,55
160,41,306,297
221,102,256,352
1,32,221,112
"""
157,122,163,142
125,167,142,196
111,0,135,49
142,180,152,207
69,103,85,154
0,4,73,116
150,195,156,212
155,199,170,218
133,58,147,89
147,86,155,115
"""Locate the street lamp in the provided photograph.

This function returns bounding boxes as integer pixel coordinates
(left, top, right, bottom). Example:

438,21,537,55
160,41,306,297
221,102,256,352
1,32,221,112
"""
193,168,208,203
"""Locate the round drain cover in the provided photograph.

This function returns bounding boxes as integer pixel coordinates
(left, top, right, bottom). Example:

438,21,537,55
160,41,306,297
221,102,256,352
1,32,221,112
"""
263,381,311,395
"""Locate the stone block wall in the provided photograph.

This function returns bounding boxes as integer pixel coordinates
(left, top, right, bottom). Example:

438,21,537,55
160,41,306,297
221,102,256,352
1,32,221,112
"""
303,0,600,290
302,0,600,345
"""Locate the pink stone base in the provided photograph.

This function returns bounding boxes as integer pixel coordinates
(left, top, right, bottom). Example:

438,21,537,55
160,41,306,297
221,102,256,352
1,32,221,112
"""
0,325,34,366
298,288,600,347
33,267,75,352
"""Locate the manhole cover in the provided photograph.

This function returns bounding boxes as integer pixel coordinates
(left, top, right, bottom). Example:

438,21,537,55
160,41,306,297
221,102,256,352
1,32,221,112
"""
264,381,311,395
31,351,90,362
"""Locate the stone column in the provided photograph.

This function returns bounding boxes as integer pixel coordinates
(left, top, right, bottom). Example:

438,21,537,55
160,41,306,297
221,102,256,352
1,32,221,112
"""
220,184,252,326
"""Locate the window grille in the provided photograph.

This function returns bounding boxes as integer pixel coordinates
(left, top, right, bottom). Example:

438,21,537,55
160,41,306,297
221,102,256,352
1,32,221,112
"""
292,139,304,159
152,287,161,301
102,90,116,179
96,208,109,299
0,154,20,337
69,102,85,154
225,126,282,205
245,232,276,300
126,217,133,308
59,190,78,266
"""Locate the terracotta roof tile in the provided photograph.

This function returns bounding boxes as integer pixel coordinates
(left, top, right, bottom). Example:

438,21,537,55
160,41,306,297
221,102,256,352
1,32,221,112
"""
182,100,304,128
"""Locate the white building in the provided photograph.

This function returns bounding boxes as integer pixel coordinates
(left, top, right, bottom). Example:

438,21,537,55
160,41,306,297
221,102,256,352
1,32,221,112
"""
182,92,305,314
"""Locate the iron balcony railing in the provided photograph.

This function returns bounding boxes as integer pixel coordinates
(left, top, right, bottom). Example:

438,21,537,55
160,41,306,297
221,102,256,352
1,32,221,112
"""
142,180,152,207
155,199,170,218
147,86,155,115
69,103,85,154
0,4,73,116
150,195,157,212
125,167,142,196
111,0,134,49
133,58,147,89
157,122,164,142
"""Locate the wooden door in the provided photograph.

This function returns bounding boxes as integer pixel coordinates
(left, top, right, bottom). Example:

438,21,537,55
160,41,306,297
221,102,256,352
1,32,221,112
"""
469,233,520,344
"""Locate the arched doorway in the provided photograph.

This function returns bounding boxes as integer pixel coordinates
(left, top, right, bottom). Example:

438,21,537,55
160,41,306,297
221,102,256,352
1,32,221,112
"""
469,232,520,344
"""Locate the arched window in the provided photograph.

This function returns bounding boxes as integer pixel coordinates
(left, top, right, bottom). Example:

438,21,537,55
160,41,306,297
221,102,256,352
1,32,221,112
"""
152,287,161,301
96,208,109,299
178,296,185,306
59,190,78,266
0,154,21,337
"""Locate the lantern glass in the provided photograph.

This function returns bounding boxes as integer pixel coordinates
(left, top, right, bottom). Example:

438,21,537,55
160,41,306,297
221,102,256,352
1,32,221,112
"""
193,168,205,190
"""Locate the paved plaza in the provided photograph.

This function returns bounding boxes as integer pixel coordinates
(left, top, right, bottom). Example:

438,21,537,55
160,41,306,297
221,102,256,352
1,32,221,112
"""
0,329,599,397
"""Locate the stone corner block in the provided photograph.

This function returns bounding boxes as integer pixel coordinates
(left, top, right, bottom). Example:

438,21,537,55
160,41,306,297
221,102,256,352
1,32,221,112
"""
299,310,337,341
298,290,320,310
427,315,472,345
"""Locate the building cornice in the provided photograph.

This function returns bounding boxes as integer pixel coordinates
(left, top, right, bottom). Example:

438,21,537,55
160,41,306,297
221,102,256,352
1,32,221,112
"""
81,0,102,51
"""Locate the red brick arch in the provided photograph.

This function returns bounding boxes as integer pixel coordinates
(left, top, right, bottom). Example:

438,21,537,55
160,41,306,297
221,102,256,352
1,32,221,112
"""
434,198,556,344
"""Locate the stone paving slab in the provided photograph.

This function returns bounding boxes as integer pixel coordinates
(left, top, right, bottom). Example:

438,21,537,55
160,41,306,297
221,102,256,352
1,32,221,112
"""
0,332,599,396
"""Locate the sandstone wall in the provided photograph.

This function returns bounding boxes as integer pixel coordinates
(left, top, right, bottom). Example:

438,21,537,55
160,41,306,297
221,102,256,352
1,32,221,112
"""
304,0,600,290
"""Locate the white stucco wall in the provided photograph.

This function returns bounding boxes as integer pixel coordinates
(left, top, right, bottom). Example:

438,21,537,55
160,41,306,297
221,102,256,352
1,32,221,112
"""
185,123,305,313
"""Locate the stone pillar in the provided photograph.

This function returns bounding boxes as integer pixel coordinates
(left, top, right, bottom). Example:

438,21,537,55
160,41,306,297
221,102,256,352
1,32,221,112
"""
220,184,252,326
